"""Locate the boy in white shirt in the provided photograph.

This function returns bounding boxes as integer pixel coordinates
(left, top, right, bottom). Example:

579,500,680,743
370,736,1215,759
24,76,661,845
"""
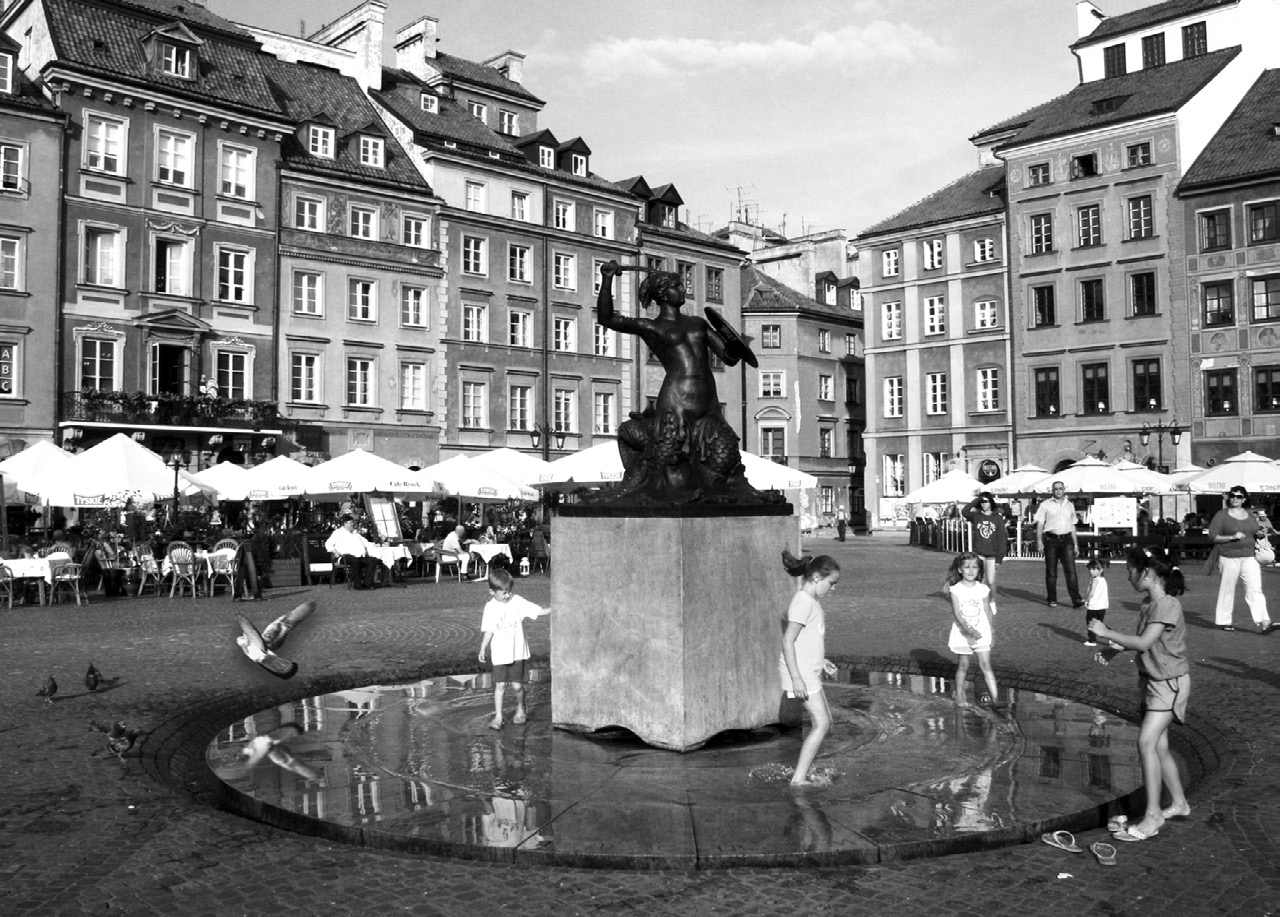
478,567,550,729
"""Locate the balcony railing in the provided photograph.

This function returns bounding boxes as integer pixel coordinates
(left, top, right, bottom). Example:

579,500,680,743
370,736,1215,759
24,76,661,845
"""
63,390,280,430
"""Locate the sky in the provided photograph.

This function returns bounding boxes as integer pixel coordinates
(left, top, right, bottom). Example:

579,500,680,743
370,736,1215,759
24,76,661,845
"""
209,0,1160,240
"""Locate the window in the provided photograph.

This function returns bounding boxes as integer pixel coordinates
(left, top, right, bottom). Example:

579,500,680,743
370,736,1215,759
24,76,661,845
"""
1078,204,1101,247
1071,153,1099,179
594,322,614,356
292,270,321,315
594,392,614,434
509,385,531,430
571,153,587,176
845,376,862,405
818,374,833,401
822,280,836,304
1133,358,1161,411
217,248,250,303
845,333,858,356
420,93,438,113
290,353,319,403
1249,202,1279,243
152,237,190,295
401,286,426,327
760,371,783,398
975,299,998,329
882,301,902,339
465,181,486,214
1082,363,1110,414
85,114,125,174
1103,43,1126,78
295,195,323,231
923,239,943,270
1127,142,1151,168
706,267,723,302
1034,368,1060,417
1128,195,1153,239
400,362,427,411
926,372,947,415
881,250,899,277
593,209,613,240
978,367,1001,411
0,54,11,95
882,454,905,497
553,252,576,290
80,337,117,391
462,236,487,275
1255,367,1280,412
219,143,253,198
884,377,903,418
0,143,21,192
216,350,247,400
509,310,531,348
553,200,573,231
646,256,665,273
1252,277,1280,322
83,226,121,286
0,236,20,290
1028,162,1050,186
358,136,384,168
1200,209,1230,251
468,101,487,124
553,316,576,352
347,358,373,406
1033,285,1056,326
819,429,833,459
508,244,531,283
1132,272,1157,316
402,214,428,248
1080,279,1105,322
349,205,376,240
818,329,831,352
1141,32,1166,68
759,324,781,349
923,453,950,486
761,427,785,461
1030,213,1053,254
592,258,607,295
1203,281,1234,327
539,146,554,168
973,238,996,262
553,388,577,432
160,43,192,78
347,279,375,321
1182,22,1207,58
498,109,518,135
156,128,193,186
510,190,529,222
1205,368,1236,415
462,303,487,342
924,295,946,335
308,125,334,158
678,262,695,299
0,341,15,396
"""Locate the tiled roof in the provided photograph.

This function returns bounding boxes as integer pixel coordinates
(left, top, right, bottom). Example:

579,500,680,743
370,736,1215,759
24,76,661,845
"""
641,220,744,256
614,175,652,198
0,61,62,115
741,265,853,320
513,128,557,148
1179,68,1280,191
855,166,1006,240
973,46,1239,151
261,58,429,190
431,51,544,106
1071,0,1235,48
42,0,284,117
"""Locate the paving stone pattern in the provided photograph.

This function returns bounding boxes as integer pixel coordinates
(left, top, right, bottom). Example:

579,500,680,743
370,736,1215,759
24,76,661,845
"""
1,539,1277,916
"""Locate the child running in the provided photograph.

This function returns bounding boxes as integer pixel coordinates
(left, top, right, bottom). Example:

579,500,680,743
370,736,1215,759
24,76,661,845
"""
1089,547,1192,842
943,551,1000,708
779,547,840,787
478,567,550,730
1083,557,1109,649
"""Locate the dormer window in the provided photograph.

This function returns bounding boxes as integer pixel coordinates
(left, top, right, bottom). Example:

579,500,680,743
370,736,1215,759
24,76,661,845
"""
309,125,334,159
657,203,676,228
0,54,12,95
539,146,554,168
359,136,384,168
498,110,518,135
420,93,438,113
571,153,587,176
468,101,487,124
160,43,192,79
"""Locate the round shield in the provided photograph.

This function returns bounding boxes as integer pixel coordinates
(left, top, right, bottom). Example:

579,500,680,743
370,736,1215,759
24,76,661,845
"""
704,307,759,368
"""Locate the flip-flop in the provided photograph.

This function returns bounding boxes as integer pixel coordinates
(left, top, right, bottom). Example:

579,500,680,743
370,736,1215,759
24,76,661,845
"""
1040,830,1083,853
513,711,527,725
1112,824,1159,842
1107,815,1128,833
1160,806,1191,821
1090,841,1117,866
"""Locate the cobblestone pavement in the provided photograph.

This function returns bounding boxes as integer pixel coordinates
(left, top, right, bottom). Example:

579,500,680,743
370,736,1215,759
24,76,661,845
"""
1,538,1277,916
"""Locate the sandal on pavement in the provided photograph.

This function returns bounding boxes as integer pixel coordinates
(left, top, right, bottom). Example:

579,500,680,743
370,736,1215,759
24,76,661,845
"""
1041,830,1083,853
1160,805,1191,821
512,711,527,725
1090,842,1117,866
1107,815,1128,833
1113,824,1159,842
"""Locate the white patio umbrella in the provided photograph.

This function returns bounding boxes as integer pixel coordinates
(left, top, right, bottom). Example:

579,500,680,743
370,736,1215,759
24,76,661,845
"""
1167,463,1207,489
188,461,251,501
239,455,311,501
301,448,437,500
740,450,819,491
417,455,537,501
1029,456,1145,496
904,468,983,504
986,463,1049,496
25,432,214,507
0,440,73,504
1111,459,1176,494
1179,451,1280,495
470,447,553,487
535,441,624,491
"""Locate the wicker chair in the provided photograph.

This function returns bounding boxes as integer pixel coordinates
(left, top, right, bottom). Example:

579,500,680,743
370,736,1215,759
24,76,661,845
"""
166,542,198,598
133,548,161,596
0,565,13,609
49,562,87,606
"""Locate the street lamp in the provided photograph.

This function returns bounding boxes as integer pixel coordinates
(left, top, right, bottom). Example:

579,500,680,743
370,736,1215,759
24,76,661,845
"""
529,423,566,460
164,449,191,530
1139,418,1182,521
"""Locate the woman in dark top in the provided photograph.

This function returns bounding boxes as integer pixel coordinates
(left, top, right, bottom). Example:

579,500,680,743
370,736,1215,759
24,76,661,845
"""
962,491,1008,613
1207,486,1273,633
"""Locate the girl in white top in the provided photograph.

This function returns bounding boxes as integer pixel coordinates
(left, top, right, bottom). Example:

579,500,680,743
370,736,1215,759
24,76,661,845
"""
942,552,999,708
1084,557,1111,652
779,548,841,787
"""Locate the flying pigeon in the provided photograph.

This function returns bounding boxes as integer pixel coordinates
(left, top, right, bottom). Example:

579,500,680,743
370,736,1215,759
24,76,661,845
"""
36,675,57,703
90,720,143,759
267,744,323,784
241,723,304,768
84,663,102,693
235,601,316,679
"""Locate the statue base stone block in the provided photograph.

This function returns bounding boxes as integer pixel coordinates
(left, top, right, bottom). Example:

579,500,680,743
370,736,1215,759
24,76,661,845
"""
550,512,796,751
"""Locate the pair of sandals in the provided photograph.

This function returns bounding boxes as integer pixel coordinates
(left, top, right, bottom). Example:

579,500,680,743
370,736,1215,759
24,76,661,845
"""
1041,830,1116,866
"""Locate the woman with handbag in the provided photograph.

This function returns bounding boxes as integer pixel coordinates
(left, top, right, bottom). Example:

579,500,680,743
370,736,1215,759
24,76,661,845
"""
1206,487,1274,633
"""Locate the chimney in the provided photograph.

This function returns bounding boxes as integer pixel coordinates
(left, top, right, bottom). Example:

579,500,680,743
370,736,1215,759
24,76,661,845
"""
1077,1,1107,40
395,15,439,81
482,50,525,85
304,0,386,92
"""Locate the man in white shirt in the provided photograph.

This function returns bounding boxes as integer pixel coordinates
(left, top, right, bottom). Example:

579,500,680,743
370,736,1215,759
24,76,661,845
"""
441,524,473,578
325,516,378,589
1034,481,1084,608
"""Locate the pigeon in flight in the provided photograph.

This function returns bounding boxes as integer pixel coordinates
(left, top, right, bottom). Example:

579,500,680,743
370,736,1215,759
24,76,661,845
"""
90,720,143,759
36,675,57,703
235,601,316,679
241,723,304,768
84,663,101,693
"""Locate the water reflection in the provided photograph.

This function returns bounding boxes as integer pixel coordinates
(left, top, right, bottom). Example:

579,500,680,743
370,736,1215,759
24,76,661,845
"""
207,667,1149,865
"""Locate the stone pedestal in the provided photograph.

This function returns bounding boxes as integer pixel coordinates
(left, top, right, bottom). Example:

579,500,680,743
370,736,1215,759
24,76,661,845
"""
550,512,796,751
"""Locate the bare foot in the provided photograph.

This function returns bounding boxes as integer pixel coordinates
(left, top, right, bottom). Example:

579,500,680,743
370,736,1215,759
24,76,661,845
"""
488,717,503,730
513,710,527,725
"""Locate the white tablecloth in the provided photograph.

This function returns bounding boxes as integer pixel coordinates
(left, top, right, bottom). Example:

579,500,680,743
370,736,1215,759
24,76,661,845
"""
471,544,511,564
369,544,411,569
3,552,72,584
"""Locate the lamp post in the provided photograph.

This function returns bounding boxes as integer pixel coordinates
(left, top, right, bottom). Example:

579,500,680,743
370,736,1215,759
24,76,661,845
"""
165,449,190,531
1139,417,1182,521
529,423,566,461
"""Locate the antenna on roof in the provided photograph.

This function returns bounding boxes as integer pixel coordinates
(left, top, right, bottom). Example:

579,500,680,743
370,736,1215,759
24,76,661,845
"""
300,20,306,38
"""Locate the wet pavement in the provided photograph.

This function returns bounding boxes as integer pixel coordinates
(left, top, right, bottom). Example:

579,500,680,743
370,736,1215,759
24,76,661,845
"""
2,537,1278,915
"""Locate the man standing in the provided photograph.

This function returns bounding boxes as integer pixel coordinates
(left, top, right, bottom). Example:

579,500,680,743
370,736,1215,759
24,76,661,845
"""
836,508,848,542
325,515,378,589
1035,481,1083,608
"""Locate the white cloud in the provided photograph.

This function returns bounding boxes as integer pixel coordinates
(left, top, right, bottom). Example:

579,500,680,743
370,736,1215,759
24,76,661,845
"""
578,20,954,81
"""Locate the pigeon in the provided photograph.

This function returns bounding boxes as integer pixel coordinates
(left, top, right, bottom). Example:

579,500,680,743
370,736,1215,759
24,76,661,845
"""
90,720,143,758
84,663,102,693
241,723,304,768
235,601,316,679
36,675,57,703
267,744,323,784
